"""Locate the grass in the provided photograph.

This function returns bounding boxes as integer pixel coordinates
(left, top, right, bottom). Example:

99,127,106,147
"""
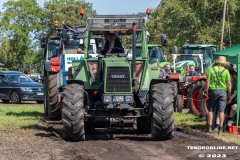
0,105,238,144
0,105,44,132
174,112,206,129
174,112,240,145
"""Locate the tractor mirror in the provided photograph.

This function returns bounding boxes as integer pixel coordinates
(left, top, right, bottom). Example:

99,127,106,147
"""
161,34,168,46
173,46,178,54
40,34,47,48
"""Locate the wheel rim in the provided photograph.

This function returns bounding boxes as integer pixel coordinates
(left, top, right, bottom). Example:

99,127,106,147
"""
191,88,201,115
11,92,19,103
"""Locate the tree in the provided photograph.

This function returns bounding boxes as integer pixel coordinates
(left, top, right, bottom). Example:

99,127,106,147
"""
0,0,44,69
43,0,96,35
0,0,96,71
147,0,240,49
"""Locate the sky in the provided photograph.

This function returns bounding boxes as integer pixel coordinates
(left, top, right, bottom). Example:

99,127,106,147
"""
0,0,160,14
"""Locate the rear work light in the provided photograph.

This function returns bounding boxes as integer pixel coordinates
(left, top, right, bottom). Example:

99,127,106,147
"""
53,21,59,27
79,9,85,15
51,57,60,66
50,57,60,72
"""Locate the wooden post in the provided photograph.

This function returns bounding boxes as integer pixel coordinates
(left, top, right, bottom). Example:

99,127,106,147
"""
220,0,228,50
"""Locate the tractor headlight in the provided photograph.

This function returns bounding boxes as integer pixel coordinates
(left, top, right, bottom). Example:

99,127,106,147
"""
113,96,124,102
104,96,112,103
125,95,133,102
21,87,32,92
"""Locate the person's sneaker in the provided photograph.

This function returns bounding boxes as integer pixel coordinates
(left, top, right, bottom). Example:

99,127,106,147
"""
213,127,219,133
208,125,213,133
218,127,223,135
227,120,233,126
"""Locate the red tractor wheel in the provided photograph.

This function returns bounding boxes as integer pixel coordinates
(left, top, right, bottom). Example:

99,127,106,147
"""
187,81,206,117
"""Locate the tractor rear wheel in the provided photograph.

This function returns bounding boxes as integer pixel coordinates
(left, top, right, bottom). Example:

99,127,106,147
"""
43,76,49,117
48,73,61,119
62,83,85,141
187,80,206,117
151,83,174,140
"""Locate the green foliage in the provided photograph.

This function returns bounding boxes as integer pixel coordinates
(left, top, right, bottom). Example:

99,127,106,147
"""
0,0,95,72
44,0,96,27
147,0,240,49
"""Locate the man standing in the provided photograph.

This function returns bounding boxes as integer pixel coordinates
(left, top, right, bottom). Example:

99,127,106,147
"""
205,56,231,134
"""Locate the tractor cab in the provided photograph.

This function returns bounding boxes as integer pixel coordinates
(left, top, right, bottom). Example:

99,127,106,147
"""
148,44,165,62
179,44,216,73
171,44,215,117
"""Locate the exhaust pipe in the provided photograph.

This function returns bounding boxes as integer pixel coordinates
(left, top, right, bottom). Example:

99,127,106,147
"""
132,22,137,80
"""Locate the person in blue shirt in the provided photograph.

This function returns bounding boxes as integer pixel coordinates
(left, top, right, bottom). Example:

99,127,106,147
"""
186,64,199,76
161,64,171,78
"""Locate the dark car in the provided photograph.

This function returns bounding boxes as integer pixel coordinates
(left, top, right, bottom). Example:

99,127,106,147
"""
0,71,44,104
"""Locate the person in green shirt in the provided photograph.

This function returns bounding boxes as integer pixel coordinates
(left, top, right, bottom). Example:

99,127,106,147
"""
205,56,232,134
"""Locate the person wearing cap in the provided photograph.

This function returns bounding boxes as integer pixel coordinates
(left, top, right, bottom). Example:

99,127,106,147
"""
214,67,237,131
101,31,124,55
205,56,231,134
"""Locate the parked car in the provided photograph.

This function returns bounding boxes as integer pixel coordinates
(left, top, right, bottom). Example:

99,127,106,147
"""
29,75,40,82
0,71,44,104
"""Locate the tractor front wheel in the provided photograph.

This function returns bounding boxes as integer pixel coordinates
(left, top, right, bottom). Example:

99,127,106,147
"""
151,83,174,140
62,83,85,141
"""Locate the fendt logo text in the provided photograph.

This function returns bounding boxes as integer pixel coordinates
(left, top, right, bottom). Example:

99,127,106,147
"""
111,75,125,79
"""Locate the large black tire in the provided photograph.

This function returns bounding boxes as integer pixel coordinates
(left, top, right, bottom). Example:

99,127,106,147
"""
170,81,178,97
174,94,183,112
43,76,49,117
187,80,206,117
62,84,85,141
10,90,21,104
48,73,61,119
151,83,174,140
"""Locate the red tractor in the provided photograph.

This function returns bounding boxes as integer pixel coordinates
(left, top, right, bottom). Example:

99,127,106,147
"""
172,44,216,117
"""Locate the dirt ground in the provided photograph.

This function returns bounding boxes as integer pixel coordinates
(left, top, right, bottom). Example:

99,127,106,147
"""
0,102,239,160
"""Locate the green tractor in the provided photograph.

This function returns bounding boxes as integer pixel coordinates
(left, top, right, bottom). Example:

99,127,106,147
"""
173,44,216,116
60,14,179,141
147,44,171,67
